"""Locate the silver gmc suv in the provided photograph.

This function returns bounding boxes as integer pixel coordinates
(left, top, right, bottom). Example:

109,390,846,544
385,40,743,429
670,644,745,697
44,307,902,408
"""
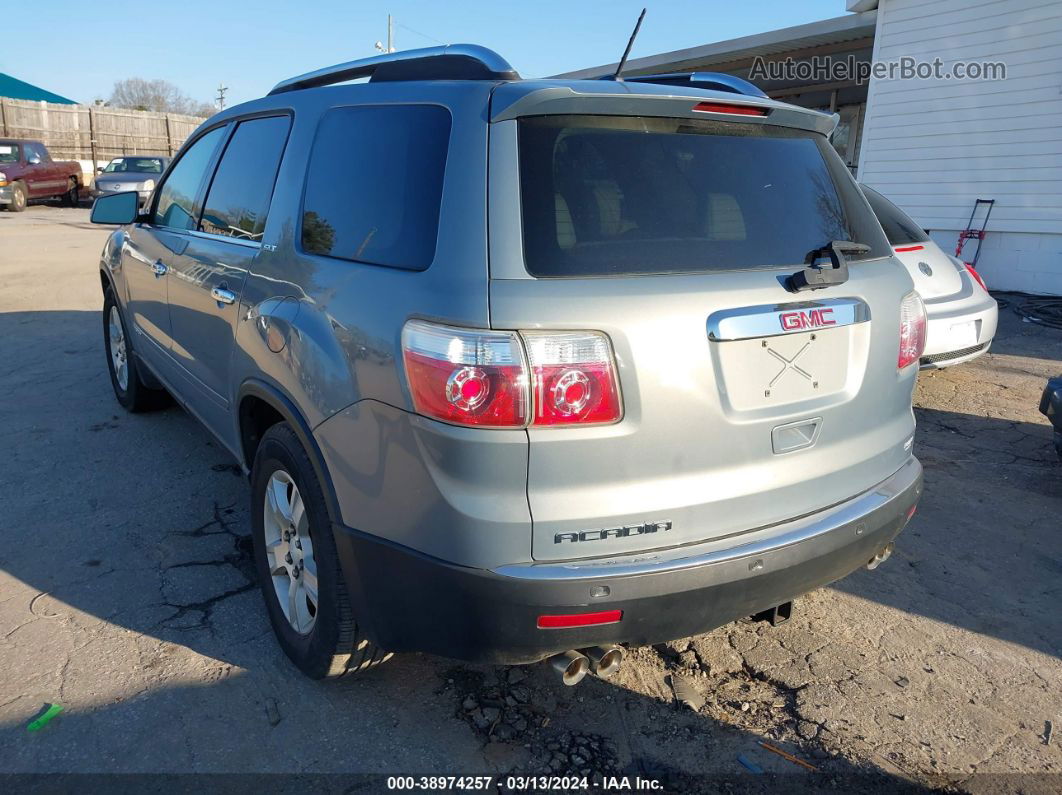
90,45,924,683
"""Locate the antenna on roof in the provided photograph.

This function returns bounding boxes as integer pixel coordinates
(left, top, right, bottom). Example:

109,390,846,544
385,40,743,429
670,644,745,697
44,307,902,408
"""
611,8,646,81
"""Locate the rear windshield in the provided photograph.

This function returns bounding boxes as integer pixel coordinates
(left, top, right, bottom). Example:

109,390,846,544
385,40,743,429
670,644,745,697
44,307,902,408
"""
861,185,930,246
518,115,887,278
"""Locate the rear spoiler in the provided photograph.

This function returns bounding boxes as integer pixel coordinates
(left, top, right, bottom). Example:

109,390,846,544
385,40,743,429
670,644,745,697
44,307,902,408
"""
618,72,769,98
490,83,838,136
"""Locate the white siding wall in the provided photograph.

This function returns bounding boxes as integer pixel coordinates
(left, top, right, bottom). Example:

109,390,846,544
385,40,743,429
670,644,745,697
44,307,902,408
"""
858,0,1062,294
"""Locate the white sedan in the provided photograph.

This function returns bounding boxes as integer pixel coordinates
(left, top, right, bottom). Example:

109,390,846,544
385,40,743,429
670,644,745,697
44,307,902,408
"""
863,185,998,369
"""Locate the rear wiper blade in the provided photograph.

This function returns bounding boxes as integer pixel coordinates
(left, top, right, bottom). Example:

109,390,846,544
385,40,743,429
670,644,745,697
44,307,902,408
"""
787,240,871,292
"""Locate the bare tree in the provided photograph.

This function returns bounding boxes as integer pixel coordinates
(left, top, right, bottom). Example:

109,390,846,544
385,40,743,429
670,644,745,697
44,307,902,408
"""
107,78,215,117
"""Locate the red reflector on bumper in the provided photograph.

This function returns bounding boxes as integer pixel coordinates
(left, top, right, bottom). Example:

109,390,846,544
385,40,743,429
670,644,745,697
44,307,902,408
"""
906,504,917,520
537,610,622,629
894,245,925,252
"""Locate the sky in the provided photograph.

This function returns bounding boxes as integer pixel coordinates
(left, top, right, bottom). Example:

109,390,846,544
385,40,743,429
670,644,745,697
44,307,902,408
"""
8,1,848,108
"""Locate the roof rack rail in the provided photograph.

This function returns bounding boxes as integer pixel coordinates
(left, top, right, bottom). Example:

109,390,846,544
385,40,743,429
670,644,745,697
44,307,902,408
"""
619,72,768,99
268,44,520,95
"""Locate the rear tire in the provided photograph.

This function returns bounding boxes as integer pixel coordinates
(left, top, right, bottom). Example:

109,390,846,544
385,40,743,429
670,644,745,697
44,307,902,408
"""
8,181,27,212
251,422,390,679
61,178,79,207
102,288,168,412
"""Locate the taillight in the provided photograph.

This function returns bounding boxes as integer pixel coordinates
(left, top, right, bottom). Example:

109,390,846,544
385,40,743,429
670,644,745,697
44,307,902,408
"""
692,101,768,116
948,253,988,291
893,244,924,253
966,264,988,291
898,291,927,370
523,332,622,426
401,320,528,428
401,322,622,428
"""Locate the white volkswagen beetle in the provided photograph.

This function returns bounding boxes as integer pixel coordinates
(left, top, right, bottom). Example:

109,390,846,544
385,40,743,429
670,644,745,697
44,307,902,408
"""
862,185,998,368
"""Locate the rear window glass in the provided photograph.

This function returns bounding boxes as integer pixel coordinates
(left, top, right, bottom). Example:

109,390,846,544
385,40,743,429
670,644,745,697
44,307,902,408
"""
862,185,930,246
518,115,886,278
200,115,290,242
301,104,451,270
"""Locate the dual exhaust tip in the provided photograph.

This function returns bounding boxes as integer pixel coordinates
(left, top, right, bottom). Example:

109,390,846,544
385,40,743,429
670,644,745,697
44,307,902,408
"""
548,646,624,686
866,541,894,570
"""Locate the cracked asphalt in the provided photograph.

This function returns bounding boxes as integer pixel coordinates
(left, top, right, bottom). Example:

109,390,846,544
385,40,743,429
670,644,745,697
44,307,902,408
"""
1,207,1059,791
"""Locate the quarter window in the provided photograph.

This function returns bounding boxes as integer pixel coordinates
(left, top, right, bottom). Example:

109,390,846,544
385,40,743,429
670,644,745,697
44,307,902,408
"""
154,126,225,231
862,185,930,246
300,105,451,270
200,116,291,241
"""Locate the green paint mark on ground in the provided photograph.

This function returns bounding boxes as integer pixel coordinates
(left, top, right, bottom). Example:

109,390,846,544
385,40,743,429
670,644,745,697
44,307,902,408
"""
27,703,63,732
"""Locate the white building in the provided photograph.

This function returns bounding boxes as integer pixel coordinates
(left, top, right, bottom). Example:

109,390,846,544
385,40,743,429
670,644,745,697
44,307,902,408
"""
558,0,1062,294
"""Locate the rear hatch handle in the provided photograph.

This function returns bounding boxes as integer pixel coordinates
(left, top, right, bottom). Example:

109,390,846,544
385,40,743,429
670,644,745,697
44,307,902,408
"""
787,240,872,292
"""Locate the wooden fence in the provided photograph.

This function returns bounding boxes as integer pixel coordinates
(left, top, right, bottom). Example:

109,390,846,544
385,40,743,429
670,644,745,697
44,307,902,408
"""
0,98,207,162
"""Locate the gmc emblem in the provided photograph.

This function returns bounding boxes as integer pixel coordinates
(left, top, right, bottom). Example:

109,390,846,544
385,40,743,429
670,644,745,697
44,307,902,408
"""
779,308,836,331
554,521,672,544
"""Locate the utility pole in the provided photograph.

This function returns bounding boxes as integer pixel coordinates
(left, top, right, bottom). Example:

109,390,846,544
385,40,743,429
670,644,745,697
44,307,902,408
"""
216,83,228,110
375,14,396,53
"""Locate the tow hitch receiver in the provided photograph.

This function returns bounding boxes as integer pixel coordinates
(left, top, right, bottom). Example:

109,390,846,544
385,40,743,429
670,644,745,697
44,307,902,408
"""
752,600,793,627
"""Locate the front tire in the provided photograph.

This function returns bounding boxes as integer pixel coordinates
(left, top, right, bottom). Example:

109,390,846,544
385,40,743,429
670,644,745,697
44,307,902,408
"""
102,288,167,412
251,423,390,679
8,181,27,212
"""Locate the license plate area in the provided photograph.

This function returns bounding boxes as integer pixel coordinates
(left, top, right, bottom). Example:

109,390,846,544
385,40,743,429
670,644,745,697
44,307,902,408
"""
713,329,850,411
706,298,870,414
949,320,977,348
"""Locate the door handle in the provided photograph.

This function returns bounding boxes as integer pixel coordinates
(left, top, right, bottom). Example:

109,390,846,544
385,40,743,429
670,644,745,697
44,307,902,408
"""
151,260,168,277
211,287,237,305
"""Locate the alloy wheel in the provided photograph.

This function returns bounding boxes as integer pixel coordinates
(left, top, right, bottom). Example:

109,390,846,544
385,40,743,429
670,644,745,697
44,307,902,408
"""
263,469,318,634
108,306,128,390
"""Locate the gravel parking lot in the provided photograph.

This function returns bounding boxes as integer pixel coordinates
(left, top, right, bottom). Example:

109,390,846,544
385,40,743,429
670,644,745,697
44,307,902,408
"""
1,206,1059,791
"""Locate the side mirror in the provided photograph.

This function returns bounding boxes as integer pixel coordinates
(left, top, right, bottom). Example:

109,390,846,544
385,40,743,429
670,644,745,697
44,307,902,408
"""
26,155,41,165
91,191,140,225
96,166,105,173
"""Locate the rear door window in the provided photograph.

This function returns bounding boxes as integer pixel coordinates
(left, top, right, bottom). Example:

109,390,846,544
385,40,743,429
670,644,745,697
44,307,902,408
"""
154,126,226,231
199,115,291,242
862,185,930,246
518,115,887,277
300,104,451,270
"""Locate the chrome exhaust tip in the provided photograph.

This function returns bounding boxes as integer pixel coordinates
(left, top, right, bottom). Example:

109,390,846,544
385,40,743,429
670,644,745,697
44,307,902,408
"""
548,650,590,686
866,542,895,570
582,646,624,679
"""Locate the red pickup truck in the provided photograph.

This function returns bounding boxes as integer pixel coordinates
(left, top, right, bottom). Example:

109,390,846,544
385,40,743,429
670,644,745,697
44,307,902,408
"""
0,139,82,212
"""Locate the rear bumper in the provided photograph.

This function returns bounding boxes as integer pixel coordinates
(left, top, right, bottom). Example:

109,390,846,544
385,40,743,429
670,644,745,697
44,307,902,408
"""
333,457,923,664
920,282,998,367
